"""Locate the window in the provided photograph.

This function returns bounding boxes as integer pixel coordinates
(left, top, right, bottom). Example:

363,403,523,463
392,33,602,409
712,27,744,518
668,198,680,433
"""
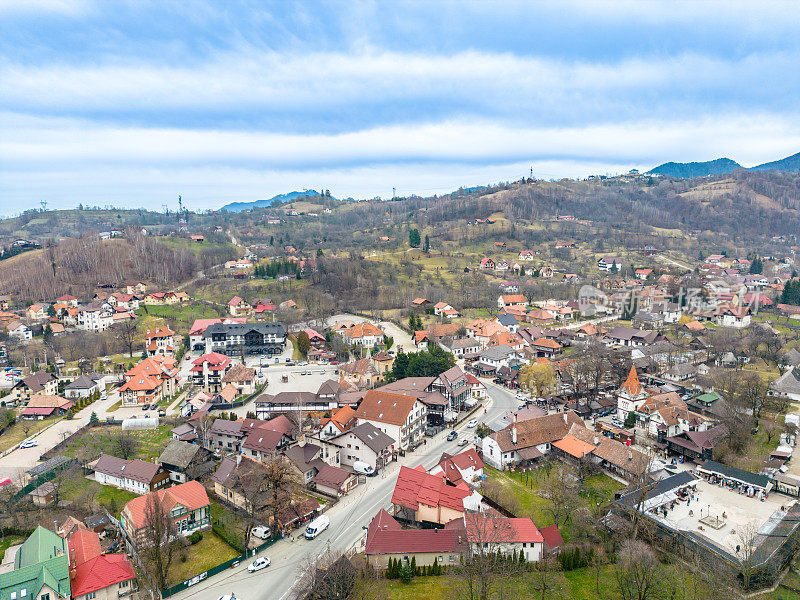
87,593,96,600
11,592,16,599
120,581,129,588
41,595,49,600
20,590,26,597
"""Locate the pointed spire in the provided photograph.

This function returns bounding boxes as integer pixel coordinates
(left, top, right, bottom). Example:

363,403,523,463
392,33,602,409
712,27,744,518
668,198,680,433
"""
621,366,643,397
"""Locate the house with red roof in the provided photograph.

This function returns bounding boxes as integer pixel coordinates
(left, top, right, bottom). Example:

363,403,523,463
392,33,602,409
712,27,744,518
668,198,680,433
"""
539,524,564,555
364,508,468,568
319,406,357,437
121,480,210,543
465,514,544,562
429,449,484,486
391,466,477,526
227,295,251,316
342,322,385,347
715,305,751,328
145,326,176,357
190,352,233,393
68,529,136,600
497,294,526,310
119,355,180,406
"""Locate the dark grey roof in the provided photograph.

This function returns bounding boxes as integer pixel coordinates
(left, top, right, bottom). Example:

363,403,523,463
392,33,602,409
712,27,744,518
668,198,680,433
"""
344,423,394,453
27,455,73,477
65,374,99,390
317,379,340,396
259,391,318,406
698,460,770,489
617,471,697,508
771,369,800,395
479,345,515,361
93,454,161,484
158,440,200,469
202,321,286,339
496,314,519,327
210,418,244,436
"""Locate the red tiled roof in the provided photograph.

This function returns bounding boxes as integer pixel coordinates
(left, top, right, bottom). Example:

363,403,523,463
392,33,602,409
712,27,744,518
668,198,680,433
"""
391,466,470,513
465,514,543,544
68,529,101,567
70,553,136,597
366,509,467,555
123,480,209,531
539,524,564,550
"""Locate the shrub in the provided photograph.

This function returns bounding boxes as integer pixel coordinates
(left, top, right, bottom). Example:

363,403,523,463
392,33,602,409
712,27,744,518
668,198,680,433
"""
188,531,203,545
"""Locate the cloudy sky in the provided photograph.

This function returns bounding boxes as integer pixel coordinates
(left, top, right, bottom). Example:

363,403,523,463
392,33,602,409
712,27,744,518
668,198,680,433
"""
2,0,800,213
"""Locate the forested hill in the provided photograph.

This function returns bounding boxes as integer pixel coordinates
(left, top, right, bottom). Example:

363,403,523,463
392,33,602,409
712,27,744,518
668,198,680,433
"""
648,158,741,178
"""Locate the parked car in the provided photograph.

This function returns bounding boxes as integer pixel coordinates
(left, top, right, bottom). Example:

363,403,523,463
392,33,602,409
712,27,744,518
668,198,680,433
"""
248,557,271,572
142,404,151,410
446,431,458,441
158,410,166,417
458,438,469,446
251,525,271,540
18,439,38,449
353,461,376,476
467,419,478,428
298,361,308,366
515,392,526,401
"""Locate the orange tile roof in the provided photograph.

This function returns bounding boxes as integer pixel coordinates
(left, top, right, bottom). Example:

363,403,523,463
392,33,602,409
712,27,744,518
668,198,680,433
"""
123,480,209,531
552,435,596,458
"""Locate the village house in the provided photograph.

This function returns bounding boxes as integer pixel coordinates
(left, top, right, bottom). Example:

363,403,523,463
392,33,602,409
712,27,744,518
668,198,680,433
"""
64,374,102,399
158,440,215,483
497,294,526,310
121,481,211,542
91,454,171,494
482,411,583,470
7,321,32,341
391,466,476,526
429,449,484,487
343,322,385,347
465,514,544,562
329,422,394,471
67,528,136,600
227,296,251,316
145,326,177,357
364,509,468,568
597,257,623,272
8,370,57,406
20,395,74,419
119,355,180,406
355,390,427,451
0,527,71,600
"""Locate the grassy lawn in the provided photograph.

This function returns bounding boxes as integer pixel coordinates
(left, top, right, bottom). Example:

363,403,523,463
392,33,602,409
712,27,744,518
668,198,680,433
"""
0,417,62,453
140,302,226,334
61,477,137,513
57,423,175,461
484,466,624,542
106,399,123,413
381,568,800,600
167,531,240,586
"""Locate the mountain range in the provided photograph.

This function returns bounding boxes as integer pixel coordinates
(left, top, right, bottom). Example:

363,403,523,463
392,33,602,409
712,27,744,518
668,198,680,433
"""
220,190,327,212
648,151,800,178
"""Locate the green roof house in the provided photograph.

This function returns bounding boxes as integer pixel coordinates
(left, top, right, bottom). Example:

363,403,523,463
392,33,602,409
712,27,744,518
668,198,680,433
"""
0,526,70,600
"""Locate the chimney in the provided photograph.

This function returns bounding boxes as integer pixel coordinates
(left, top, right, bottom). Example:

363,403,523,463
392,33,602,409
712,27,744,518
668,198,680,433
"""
562,412,567,424
594,436,599,445
628,449,633,460
512,413,518,444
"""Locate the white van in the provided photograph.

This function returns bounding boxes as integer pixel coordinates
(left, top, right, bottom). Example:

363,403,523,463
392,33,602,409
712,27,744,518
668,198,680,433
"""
304,515,330,540
353,461,376,476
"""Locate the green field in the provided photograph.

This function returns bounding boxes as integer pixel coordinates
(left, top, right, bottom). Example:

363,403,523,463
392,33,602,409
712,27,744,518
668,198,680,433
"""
167,531,240,586
57,423,175,461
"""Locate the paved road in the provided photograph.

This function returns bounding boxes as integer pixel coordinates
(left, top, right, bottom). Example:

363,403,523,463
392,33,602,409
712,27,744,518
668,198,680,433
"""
0,392,121,481
170,380,518,600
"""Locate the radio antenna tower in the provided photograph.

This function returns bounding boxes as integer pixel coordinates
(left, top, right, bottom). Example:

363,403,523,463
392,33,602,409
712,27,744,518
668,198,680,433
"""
178,195,188,231
40,199,47,212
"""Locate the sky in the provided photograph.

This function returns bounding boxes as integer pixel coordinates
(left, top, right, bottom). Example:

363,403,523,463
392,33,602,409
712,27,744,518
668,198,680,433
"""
2,1,800,213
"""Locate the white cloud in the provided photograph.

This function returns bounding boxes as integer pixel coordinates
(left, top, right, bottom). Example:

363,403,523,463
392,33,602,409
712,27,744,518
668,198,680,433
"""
2,47,798,122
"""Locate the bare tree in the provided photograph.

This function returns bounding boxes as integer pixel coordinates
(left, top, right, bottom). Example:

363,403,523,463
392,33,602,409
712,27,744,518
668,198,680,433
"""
528,555,559,600
261,454,301,536
540,463,581,528
137,492,178,591
615,539,661,600
236,457,271,549
298,549,357,600
113,320,138,358
111,431,139,460
735,521,761,590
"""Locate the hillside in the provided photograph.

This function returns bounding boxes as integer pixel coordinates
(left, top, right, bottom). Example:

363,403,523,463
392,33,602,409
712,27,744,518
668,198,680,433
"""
647,158,741,178
751,151,800,172
220,190,327,212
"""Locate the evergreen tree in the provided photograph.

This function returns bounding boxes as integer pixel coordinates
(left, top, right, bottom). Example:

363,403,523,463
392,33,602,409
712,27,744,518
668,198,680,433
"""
423,235,430,253
749,257,763,274
409,228,421,248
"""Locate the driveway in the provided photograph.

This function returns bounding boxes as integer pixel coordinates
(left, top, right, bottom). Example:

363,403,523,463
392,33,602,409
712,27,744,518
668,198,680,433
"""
0,393,120,482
